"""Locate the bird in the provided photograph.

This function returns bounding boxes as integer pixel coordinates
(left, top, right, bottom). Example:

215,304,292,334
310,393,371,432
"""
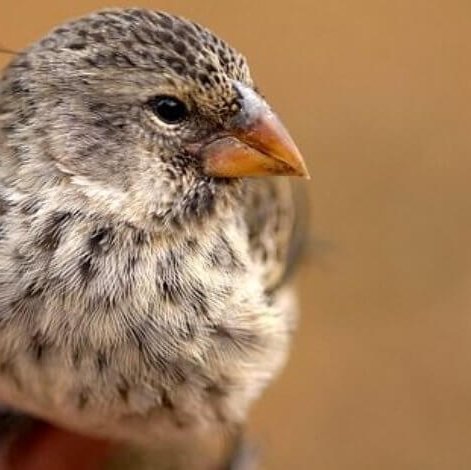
0,8,309,468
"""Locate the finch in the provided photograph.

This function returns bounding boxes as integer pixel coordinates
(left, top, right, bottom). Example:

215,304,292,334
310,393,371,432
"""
0,8,308,468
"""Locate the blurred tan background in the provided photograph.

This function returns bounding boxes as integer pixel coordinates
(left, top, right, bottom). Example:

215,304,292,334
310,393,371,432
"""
2,1,471,469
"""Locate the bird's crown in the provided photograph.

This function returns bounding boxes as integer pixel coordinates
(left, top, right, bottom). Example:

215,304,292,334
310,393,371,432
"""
24,9,252,113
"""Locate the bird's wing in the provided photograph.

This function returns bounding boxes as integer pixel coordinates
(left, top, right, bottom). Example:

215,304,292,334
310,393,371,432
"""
243,177,308,295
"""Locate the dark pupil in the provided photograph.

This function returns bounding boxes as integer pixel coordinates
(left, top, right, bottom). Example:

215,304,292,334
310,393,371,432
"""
150,96,187,124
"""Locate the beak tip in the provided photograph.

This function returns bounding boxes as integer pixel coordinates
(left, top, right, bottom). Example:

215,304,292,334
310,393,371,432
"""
290,154,311,179
301,163,311,179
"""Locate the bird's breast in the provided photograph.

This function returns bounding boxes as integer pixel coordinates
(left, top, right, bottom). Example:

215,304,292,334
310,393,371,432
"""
0,209,293,442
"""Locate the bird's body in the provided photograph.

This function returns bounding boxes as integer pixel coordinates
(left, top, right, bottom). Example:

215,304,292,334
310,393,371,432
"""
0,8,307,465
0,177,295,446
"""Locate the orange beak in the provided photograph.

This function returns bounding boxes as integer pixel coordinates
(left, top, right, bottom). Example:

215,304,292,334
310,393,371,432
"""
192,83,310,179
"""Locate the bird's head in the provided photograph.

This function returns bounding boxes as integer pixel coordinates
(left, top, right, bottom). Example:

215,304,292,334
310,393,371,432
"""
0,9,308,229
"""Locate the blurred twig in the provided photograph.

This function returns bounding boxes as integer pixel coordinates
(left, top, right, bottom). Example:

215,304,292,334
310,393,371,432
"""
0,46,18,56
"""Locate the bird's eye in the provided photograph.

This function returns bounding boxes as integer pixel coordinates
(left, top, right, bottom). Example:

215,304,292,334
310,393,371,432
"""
148,95,188,125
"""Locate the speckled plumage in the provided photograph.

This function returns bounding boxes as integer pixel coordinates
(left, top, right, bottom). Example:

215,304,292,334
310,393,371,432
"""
0,8,305,467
